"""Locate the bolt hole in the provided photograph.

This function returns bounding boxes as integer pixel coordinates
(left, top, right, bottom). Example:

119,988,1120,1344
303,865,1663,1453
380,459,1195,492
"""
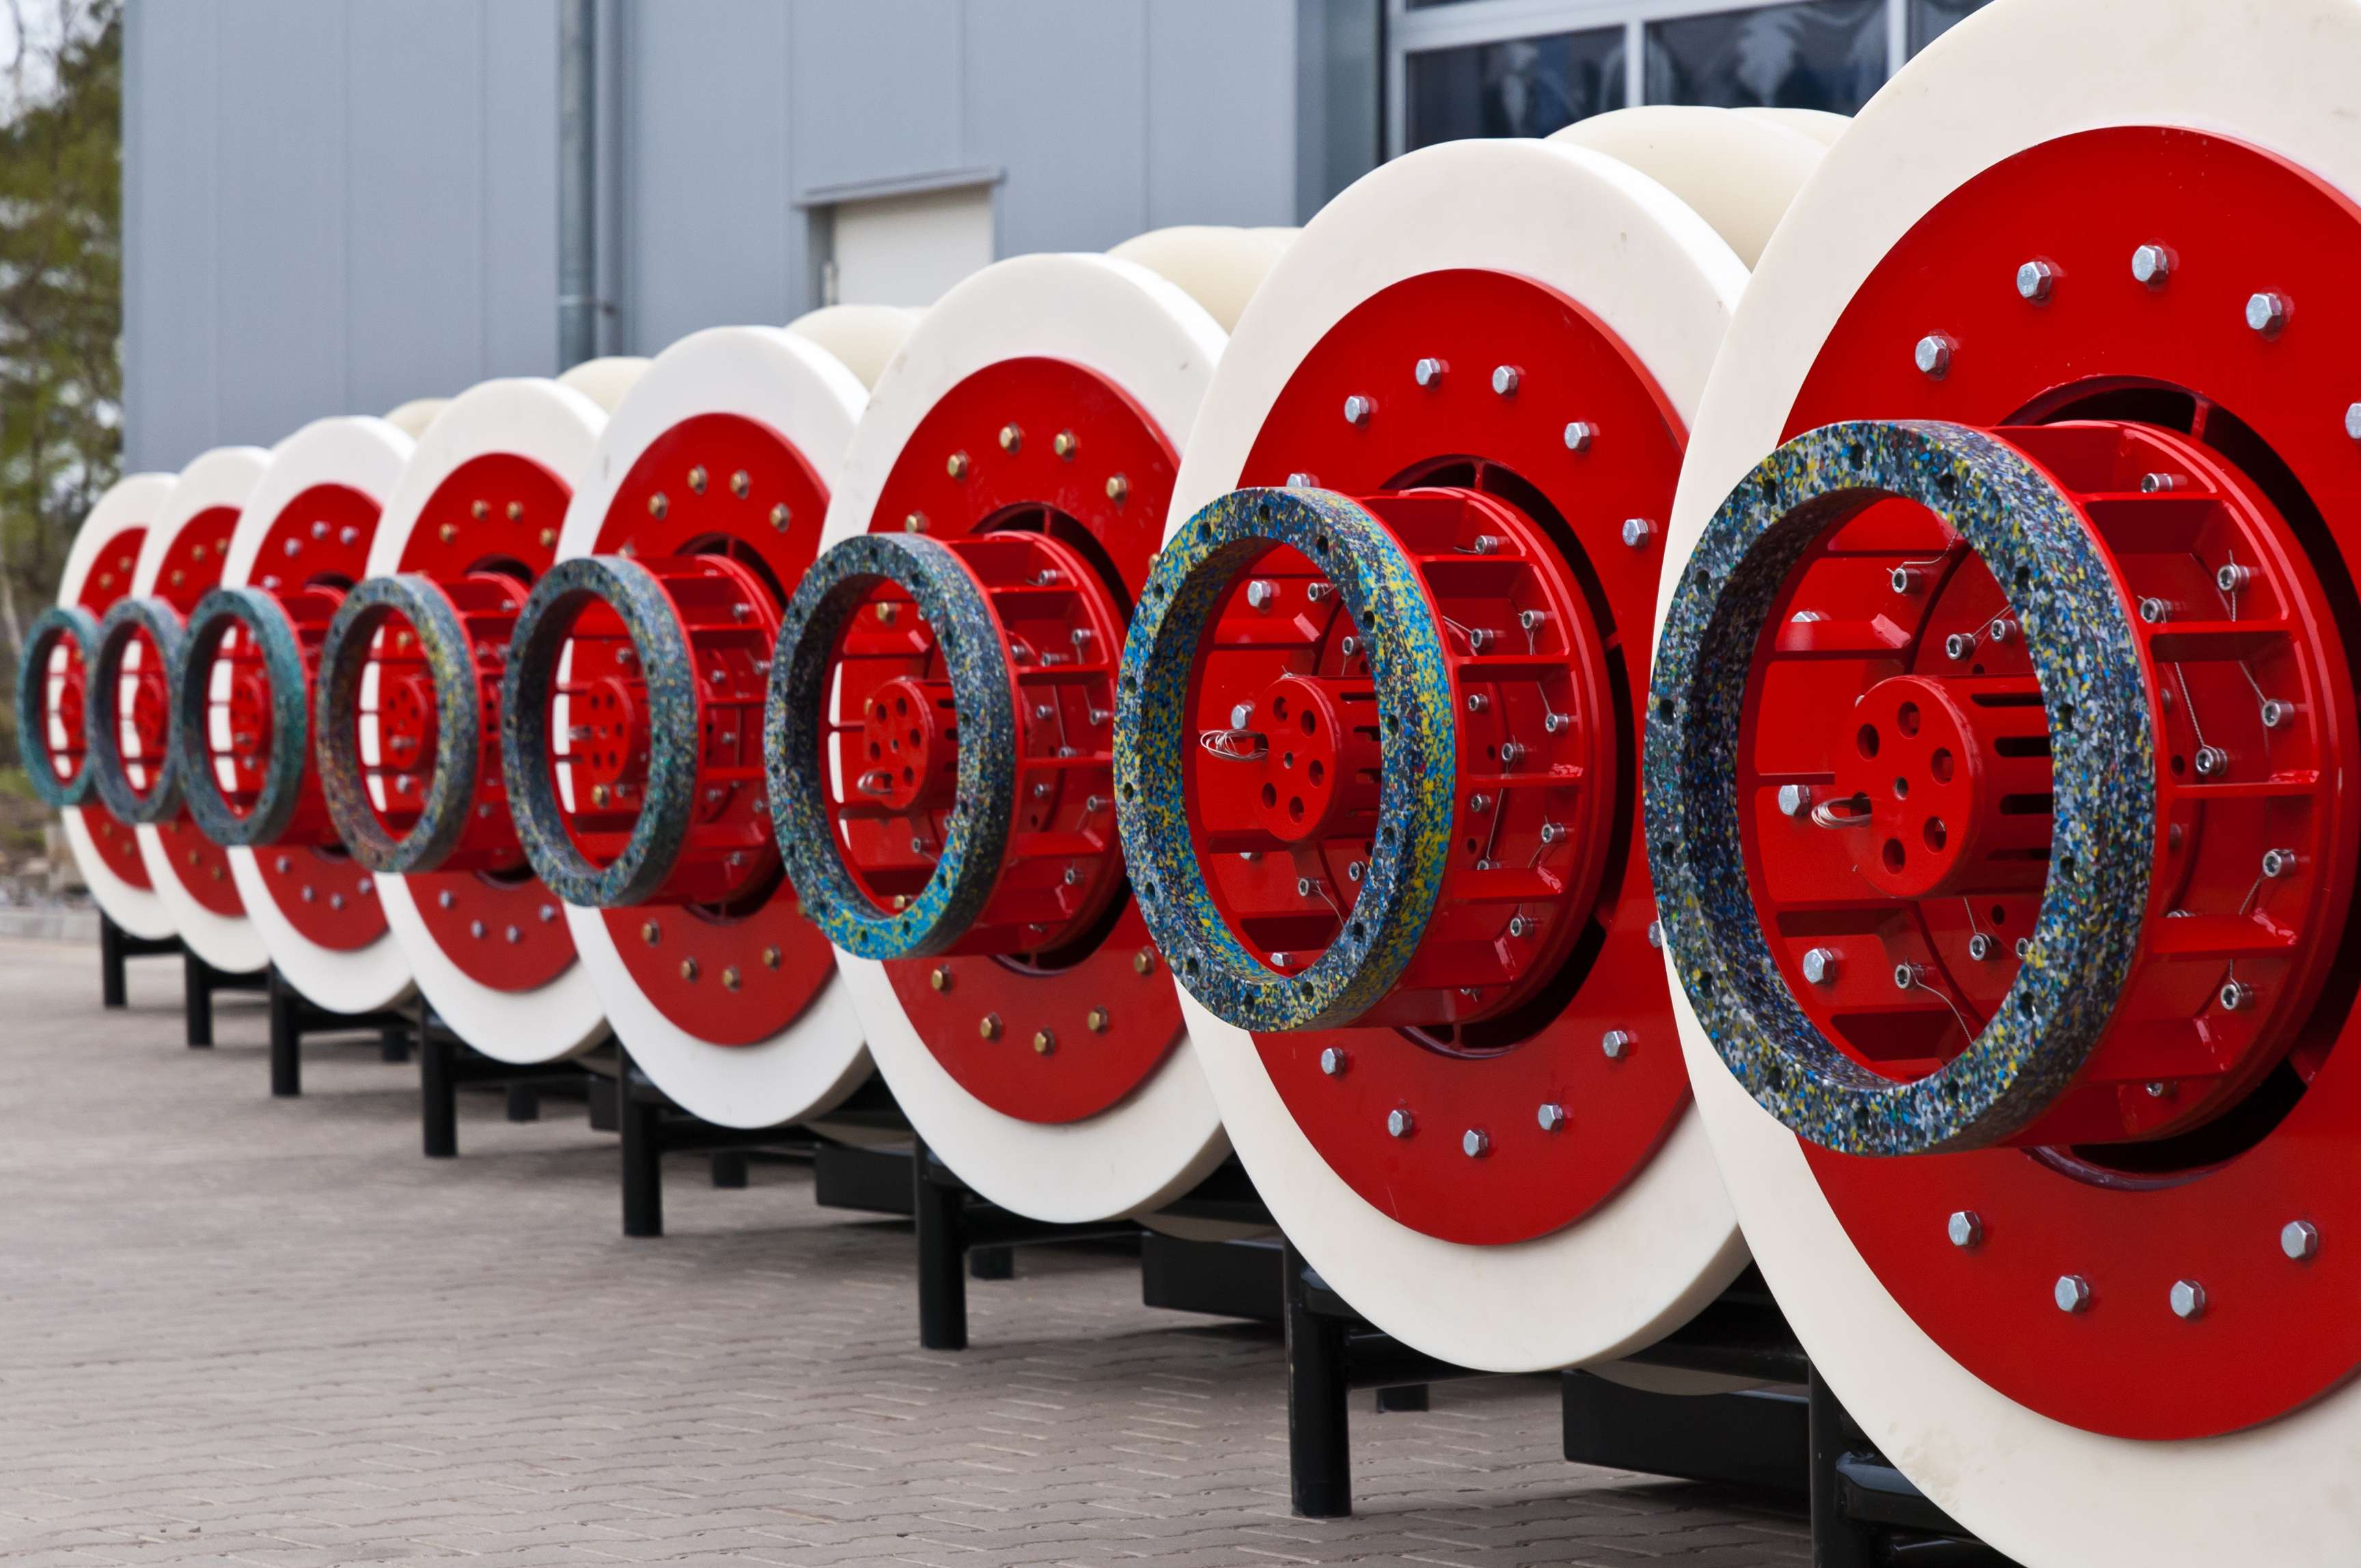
1857,724,1881,759
1273,695,1290,721
1301,711,1315,735
2059,855,2077,877
2171,754,2187,777
1261,784,1278,808
1931,749,1955,783
1923,818,1947,851
1883,838,1906,872
1896,702,1921,737
1282,751,1295,771
1990,906,2006,926
1893,776,1910,800
1289,797,1305,822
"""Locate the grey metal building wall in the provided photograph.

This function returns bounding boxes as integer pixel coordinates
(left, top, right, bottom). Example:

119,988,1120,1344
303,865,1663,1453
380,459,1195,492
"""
124,0,1379,473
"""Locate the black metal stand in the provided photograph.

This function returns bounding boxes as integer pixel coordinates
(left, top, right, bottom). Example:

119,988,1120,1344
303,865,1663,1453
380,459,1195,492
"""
266,968,414,1097
616,1047,829,1237
415,1000,600,1157
1808,1371,2015,1566
98,912,179,1008
912,1140,1143,1351
182,952,266,1047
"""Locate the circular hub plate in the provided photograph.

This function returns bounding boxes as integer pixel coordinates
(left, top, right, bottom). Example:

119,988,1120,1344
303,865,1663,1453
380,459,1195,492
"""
144,506,243,917
1753,127,2361,1440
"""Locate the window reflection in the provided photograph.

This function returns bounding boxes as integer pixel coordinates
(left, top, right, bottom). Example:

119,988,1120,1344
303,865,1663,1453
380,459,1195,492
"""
1644,0,1886,114
1407,28,1627,148
1909,0,1993,52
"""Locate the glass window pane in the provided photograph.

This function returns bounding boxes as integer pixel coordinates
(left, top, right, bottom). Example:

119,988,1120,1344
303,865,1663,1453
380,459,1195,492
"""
1644,0,1887,114
1407,28,1627,148
1909,0,1992,52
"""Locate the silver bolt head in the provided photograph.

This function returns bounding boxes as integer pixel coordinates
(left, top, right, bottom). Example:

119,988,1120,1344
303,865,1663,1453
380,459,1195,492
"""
2246,290,2291,335
1386,1108,1415,1138
2217,562,2252,593
1286,471,1315,487
2263,847,2295,879
1563,420,1596,452
1343,394,1375,425
1987,616,2013,643
1062,866,1083,886
1600,1029,1632,1060
1340,635,1358,656
2016,259,2057,303
1947,1209,1983,1248
2132,243,2172,285
1890,566,1921,594
2346,403,2361,443
1620,517,1654,549
1245,578,1277,611
1914,334,1954,378
1490,364,1519,396
1647,919,1666,950
2054,1274,2093,1313
469,920,484,938
2282,1219,2321,1260
2014,936,2032,959
2261,699,2290,730
1508,916,1530,938
1893,962,1918,991
1945,632,1975,661
1968,933,1993,961
1413,357,1444,387
356,878,373,896
2219,979,2251,1011
1461,1128,1489,1158
1801,947,1839,986
1230,701,1255,729
1519,608,1545,631
1536,1103,1566,1133
438,890,456,909
538,903,557,923
1319,1046,1348,1077
2170,1279,2207,1320
2195,746,2229,777
2138,596,2170,624
1776,784,1814,819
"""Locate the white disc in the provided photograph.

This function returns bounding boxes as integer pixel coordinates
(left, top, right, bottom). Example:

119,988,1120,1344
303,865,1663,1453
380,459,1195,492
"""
1107,225,1295,333
362,379,612,1063
56,472,180,941
221,417,417,1015
1551,106,1836,269
786,305,922,393
817,251,1230,1222
131,446,273,973
1659,3,2361,1561
553,357,650,415
1163,128,1809,1373
555,325,875,1128
381,398,448,441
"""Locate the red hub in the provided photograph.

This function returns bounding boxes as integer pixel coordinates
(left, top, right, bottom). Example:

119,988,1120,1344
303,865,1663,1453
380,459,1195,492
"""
69,530,153,890
1209,269,1687,1245
1753,126,2361,1438
133,507,242,916
849,357,1183,1125
543,413,836,1045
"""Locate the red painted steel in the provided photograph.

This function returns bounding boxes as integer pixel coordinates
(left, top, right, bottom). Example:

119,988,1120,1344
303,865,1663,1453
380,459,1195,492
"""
71,527,153,890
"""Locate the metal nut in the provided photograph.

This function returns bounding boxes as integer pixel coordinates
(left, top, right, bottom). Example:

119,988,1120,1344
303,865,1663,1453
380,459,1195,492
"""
2170,1279,2207,1320
1801,947,1839,986
2054,1274,2093,1313
1386,1108,1415,1138
1947,1210,1983,1249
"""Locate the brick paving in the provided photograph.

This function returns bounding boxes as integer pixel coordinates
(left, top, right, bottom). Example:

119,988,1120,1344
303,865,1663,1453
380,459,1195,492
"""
0,938,1810,1566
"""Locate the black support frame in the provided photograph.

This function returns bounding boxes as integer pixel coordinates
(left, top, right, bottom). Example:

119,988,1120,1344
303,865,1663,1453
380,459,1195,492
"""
266,967,415,1097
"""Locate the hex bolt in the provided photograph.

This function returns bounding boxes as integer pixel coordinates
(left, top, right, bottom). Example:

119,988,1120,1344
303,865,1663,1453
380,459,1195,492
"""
2016,258,2059,303
300,885,316,903
538,903,557,923
1491,365,1521,396
1563,420,1597,452
929,967,953,993
1230,700,1256,729
1600,1029,1632,1060
762,946,782,969
1968,933,1994,961
1286,471,1316,487
1414,357,1445,387
2170,1279,2207,1320
904,510,928,534
2283,1219,2321,1261
1086,1008,1110,1033
1777,784,1814,819
2247,291,2293,337
1387,1108,1416,1138
1343,394,1375,426
1032,1030,1056,1056
1461,1128,1489,1159
770,502,792,532
1319,1046,1349,1077
1947,1210,1984,1248
2263,847,2298,879
1132,948,1156,975
678,959,699,982
730,469,751,497
2194,745,2231,777
1536,1103,1568,1133
1621,517,1655,549
1053,430,1078,459
467,918,483,937
2138,596,2172,624
439,889,457,910
1801,948,1840,986
2131,243,2172,286
1245,579,1278,611
2347,403,2361,443
1648,920,1666,950
1914,334,1955,379
2261,698,2291,729
2054,1274,2093,1313
979,1014,1003,1041
1105,473,1129,503
1945,632,1976,661
640,920,659,945
504,924,522,944
2219,979,2253,1012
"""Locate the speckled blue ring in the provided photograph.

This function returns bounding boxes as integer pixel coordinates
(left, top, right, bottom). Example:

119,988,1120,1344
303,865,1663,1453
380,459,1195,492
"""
499,555,698,908
314,575,481,877
174,587,313,848
17,604,100,808
88,596,187,824
1114,487,1457,1031
1643,420,2155,1156
765,532,1017,961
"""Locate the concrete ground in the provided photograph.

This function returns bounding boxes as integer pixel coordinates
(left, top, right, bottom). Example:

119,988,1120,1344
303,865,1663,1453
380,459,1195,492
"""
0,937,1810,1566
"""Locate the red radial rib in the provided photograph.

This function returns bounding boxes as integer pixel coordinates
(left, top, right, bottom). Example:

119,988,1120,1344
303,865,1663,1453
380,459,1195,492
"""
1772,126,2361,1439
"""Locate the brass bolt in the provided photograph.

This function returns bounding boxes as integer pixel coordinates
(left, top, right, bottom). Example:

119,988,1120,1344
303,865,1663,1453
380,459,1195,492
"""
648,492,669,519
730,469,750,498
876,603,898,624
930,966,953,992
905,511,928,534
170,568,184,586
689,465,708,493
471,499,490,519
1105,473,1129,504
947,451,970,480
998,423,1023,453
722,965,741,991
1086,1007,1110,1033
1053,430,1077,459
641,920,660,946
680,958,700,982
210,865,223,881
769,502,791,532
439,523,458,543
1132,948,1155,975
507,501,523,521
192,544,206,560
592,783,611,808
980,1013,1003,1041
893,894,910,911
538,527,556,548
1032,1029,1056,1056
761,945,782,969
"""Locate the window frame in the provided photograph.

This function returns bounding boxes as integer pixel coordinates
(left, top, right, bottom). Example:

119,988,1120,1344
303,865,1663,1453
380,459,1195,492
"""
1386,0,1914,157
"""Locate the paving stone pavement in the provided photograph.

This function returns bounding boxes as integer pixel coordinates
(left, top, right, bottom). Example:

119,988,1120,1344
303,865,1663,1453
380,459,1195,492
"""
0,939,1812,1567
